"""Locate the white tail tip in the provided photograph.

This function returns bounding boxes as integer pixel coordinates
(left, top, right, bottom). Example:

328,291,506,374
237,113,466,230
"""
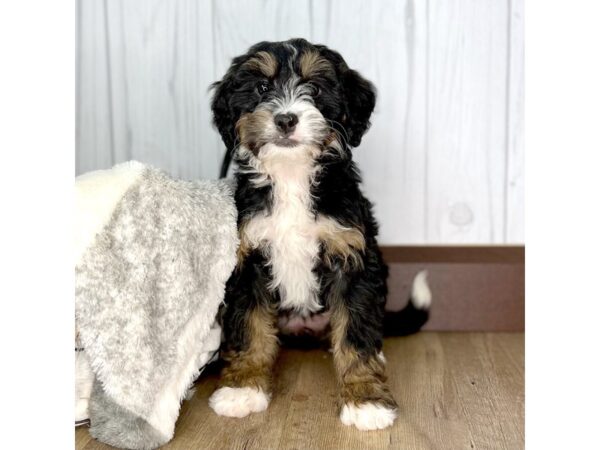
411,270,432,309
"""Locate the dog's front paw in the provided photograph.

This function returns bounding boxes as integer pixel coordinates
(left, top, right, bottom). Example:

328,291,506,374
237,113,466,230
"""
209,386,270,418
340,402,397,430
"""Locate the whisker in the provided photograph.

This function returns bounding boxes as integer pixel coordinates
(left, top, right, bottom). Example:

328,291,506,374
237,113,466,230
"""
328,126,349,150
326,118,350,141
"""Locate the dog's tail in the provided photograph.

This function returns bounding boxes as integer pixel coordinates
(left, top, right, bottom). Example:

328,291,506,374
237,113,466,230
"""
383,270,432,337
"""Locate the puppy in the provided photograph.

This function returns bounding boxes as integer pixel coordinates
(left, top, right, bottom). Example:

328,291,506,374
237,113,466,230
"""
208,38,431,430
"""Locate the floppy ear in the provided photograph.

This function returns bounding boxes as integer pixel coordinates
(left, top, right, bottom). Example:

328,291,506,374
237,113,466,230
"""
343,69,376,147
210,76,236,151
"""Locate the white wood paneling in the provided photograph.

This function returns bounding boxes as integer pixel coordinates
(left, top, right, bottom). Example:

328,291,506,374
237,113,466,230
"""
78,0,221,180
77,0,115,174
506,0,525,243
426,0,509,243
76,0,524,244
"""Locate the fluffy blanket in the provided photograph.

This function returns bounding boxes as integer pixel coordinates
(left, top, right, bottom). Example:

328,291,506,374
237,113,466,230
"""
75,161,238,449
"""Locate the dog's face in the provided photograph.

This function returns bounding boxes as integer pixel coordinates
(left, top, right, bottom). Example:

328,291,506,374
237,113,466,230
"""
211,38,376,157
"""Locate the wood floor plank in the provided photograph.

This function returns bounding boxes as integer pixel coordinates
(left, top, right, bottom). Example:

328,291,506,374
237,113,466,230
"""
75,333,524,450
74,426,93,449
441,334,518,449
387,332,451,450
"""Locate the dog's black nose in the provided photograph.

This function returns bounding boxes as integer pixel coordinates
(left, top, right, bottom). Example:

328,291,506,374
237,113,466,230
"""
274,113,298,134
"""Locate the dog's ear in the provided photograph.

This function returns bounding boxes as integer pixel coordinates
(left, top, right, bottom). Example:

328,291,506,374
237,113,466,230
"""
342,69,376,147
210,75,236,151
316,45,376,148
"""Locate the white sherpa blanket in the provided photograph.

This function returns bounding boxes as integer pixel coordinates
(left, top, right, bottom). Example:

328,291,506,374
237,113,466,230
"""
75,161,238,449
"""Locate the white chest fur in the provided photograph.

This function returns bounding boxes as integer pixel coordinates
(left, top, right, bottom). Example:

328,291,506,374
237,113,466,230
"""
243,144,323,314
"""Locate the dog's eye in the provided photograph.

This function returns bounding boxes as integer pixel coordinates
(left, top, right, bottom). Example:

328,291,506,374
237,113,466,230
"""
308,84,321,97
257,80,270,94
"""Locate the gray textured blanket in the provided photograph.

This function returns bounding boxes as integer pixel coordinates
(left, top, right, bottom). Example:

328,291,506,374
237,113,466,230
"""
75,161,238,449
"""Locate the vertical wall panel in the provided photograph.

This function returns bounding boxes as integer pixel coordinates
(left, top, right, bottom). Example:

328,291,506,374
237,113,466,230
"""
76,0,115,174
506,0,524,243
76,0,524,244
79,0,220,180
108,0,219,180
107,0,178,174
426,0,509,243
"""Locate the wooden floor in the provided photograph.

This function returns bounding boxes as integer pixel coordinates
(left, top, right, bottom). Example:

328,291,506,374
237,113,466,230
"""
76,332,524,450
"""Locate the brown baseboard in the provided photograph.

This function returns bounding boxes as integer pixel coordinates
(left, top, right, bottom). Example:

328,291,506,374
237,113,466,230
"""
382,246,524,332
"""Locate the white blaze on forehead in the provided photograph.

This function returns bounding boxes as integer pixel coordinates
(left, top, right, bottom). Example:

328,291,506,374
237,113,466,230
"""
283,42,298,62
268,77,310,111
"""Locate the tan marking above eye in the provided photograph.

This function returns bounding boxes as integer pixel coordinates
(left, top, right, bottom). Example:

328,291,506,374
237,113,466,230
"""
242,51,278,78
299,50,334,79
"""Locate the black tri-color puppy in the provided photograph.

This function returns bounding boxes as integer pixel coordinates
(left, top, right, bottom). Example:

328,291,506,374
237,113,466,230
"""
208,38,431,430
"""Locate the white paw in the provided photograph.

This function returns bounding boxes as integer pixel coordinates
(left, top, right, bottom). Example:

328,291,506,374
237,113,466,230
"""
340,403,397,430
209,386,270,418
